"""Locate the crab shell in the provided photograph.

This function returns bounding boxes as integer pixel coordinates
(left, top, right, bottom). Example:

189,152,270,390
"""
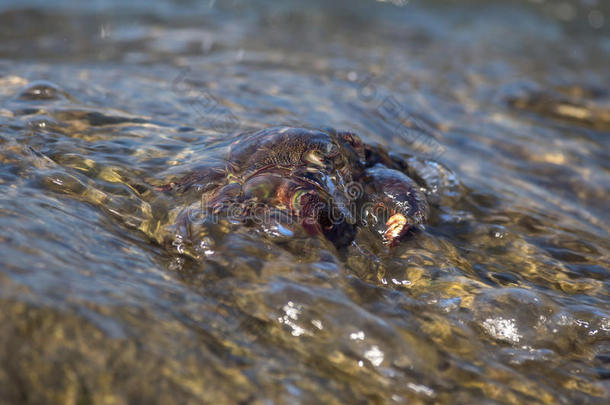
227,127,341,178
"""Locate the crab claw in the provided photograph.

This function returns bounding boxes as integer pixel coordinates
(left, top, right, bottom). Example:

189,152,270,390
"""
361,164,429,245
385,213,408,243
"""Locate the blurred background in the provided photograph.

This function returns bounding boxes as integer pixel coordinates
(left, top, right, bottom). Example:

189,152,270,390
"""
0,0,608,61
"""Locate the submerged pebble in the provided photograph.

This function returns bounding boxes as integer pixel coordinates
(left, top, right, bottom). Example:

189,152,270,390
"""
17,80,70,101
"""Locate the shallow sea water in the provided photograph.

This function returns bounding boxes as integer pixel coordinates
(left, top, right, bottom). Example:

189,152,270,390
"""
0,0,609,403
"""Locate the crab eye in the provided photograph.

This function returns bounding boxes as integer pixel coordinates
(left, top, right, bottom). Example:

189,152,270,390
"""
303,150,325,167
291,189,316,213
291,189,305,211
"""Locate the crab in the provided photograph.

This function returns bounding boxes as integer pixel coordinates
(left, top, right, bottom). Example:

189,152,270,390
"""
160,126,430,250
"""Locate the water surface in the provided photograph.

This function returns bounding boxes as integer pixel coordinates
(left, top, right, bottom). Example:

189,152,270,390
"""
0,0,609,403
